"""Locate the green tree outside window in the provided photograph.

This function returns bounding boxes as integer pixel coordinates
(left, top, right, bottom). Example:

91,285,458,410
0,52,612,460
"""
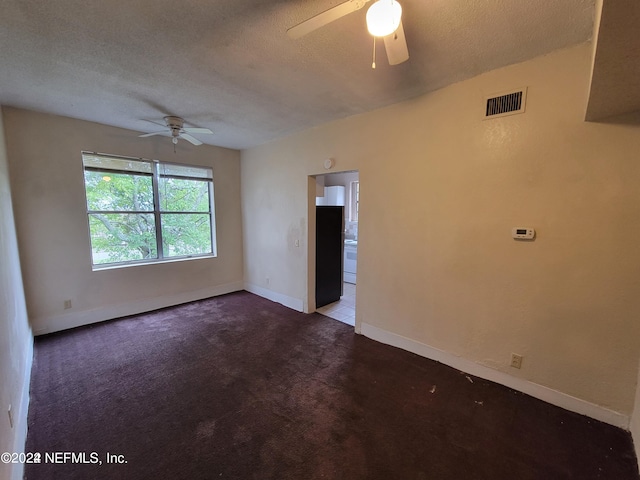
82,153,215,267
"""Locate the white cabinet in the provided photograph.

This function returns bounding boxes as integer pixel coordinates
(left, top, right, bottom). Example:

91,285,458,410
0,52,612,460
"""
316,186,345,206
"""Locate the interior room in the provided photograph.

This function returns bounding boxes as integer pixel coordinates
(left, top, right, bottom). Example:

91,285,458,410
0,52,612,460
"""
2,0,640,479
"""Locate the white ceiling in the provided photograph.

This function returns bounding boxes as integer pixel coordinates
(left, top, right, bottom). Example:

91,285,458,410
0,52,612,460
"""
0,0,603,149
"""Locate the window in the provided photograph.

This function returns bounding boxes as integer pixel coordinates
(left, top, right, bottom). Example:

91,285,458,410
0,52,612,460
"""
350,181,359,222
82,152,216,268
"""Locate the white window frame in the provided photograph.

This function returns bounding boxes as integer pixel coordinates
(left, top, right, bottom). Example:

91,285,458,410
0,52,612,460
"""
349,181,359,222
82,152,217,270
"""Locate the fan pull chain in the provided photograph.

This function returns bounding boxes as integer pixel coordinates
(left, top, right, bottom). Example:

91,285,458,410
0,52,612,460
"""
372,37,376,69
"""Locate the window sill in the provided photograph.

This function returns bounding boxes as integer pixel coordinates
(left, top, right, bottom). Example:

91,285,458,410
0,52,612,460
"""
91,254,216,271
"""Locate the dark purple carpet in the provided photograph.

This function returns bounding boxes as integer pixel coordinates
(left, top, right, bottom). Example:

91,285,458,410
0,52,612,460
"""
25,291,639,479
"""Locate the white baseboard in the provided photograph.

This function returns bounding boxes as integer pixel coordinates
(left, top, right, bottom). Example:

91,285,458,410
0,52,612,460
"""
361,322,629,429
11,333,33,480
33,281,244,335
243,283,304,312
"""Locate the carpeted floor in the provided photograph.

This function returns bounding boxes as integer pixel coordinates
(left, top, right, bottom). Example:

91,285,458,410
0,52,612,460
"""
25,291,639,479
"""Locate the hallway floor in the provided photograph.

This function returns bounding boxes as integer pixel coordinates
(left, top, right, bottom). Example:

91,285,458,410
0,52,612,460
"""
316,282,355,326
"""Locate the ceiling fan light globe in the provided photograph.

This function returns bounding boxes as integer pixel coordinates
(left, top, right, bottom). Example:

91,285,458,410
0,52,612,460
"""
366,0,402,37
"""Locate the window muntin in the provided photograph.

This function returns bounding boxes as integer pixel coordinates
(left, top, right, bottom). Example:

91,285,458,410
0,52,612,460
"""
82,152,216,268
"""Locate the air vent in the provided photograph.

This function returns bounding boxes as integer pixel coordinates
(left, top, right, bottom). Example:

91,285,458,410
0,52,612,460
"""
484,87,527,119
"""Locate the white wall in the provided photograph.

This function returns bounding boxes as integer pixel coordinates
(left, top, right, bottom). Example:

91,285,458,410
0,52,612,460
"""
4,108,244,335
324,171,359,229
0,106,33,480
242,43,640,424
324,171,358,188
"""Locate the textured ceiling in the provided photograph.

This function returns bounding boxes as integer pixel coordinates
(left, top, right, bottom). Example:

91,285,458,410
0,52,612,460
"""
0,0,596,149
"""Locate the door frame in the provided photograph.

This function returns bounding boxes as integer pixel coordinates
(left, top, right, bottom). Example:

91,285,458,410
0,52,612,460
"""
305,175,317,313
306,171,359,323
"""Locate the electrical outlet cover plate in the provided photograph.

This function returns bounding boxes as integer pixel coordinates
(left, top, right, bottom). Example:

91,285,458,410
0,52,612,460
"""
511,353,523,369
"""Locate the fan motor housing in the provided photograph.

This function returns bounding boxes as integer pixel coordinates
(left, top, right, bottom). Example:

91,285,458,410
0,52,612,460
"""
164,116,184,130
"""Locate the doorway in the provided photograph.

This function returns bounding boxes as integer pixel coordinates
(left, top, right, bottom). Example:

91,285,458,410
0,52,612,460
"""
311,171,359,327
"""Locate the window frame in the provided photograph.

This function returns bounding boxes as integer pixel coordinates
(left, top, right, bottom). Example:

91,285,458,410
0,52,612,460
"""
349,181,359,222
82,152,217,270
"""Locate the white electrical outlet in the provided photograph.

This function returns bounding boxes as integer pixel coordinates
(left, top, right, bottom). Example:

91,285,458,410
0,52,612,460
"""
511,353,523,369
7,405,13,429
64,299,72,309
266,277,270,286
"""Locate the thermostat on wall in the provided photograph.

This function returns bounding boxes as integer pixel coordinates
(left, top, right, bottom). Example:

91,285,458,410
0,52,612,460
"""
512,227,535,240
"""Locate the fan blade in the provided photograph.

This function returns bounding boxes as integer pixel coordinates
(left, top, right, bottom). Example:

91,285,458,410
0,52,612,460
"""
183,127,213,134
139,131,168,138
287,0,370,39
383,20,409,65
180,133,203,146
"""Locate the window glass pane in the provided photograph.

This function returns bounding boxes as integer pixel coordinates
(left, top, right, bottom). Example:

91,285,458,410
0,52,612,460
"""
159,177,210,212
85,171,154,212
83,154,152,174
161,214,212,257
88,214,158,264
158,163,212,179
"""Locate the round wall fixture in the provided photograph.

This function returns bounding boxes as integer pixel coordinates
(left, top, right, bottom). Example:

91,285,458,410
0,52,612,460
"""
324,158,334,169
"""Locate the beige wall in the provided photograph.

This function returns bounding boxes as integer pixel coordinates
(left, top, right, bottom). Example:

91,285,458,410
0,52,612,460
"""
4,108,243,334
631,361,640,465
241,149,309,309
0,107,33,480
242,43,640,418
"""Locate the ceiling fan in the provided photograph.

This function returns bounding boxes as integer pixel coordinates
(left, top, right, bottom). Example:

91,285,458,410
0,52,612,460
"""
138,116,213,146
287,0,409,67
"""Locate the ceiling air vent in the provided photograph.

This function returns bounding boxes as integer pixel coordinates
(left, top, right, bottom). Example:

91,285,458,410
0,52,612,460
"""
483,87,527,119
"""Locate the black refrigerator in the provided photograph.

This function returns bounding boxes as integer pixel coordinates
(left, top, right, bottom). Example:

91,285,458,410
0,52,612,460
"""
316,206,344,308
